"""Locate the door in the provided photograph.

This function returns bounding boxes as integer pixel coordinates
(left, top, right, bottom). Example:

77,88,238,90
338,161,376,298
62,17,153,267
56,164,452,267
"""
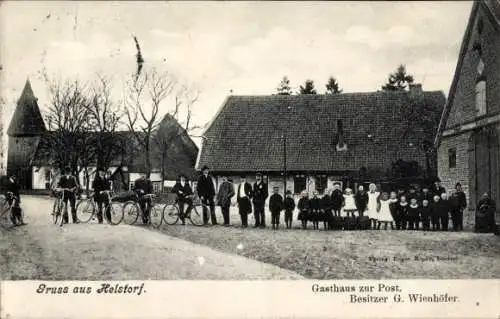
473,127,500,209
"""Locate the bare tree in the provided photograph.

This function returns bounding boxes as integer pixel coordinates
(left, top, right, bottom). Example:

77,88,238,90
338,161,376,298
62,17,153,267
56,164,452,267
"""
125,68,176,178
38,78,93,178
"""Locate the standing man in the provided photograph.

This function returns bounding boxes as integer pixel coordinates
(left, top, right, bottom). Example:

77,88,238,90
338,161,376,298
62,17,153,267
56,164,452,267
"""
171,174,194,225
252,173,268,228
4,174,25,225
216,176,235,226
196,165,217,225
455,182,467,231
237,175,253,228
92,168,112,224
432,179,446,198
133,173,154,224
57,166,79,224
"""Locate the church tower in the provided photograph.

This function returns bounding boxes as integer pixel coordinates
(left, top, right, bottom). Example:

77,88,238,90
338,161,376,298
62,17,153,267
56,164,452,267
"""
7,79,46,189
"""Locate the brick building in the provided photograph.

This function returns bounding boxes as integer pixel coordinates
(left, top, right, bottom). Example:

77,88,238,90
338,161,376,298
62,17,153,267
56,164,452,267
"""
435,0,500,225
7,79,199,192
197,88,445,198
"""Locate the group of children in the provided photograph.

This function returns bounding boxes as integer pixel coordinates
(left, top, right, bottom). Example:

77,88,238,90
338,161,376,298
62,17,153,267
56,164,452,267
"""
267,182,466,231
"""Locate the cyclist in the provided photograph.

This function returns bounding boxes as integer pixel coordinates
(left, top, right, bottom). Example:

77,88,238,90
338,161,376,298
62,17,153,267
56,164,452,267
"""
4,174,25,225
133,173,153,224
92,168,112,224
56,166,79,224
171,174,194,225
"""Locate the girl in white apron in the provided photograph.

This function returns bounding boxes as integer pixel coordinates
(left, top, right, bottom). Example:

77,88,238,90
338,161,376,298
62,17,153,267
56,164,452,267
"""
367,183,380,229
377,192,394,230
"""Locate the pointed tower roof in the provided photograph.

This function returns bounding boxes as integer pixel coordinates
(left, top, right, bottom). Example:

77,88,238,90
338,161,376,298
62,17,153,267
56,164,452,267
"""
7,79,46,136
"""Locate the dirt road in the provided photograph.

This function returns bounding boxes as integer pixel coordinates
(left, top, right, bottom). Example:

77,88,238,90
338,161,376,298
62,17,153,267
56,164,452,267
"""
0,196,304,280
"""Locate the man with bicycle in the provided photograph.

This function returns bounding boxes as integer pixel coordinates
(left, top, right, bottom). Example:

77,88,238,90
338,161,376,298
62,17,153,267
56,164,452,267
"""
196,165,217,226
92,168,112,224
171,174,194,225
56,166,79,224
4,174,25,225
133,173,154,224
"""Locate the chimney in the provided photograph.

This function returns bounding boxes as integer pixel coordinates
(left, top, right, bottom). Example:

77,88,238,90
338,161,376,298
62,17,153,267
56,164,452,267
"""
409,83,422,93
336,119,347,151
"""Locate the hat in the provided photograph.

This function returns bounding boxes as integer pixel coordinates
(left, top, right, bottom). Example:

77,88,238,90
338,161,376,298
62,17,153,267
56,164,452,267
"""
273,186,280,190
455,182,462,187
256,172,263,177
201,165,210,171
97,167,106,172
285,190,292,195
435,178,441,183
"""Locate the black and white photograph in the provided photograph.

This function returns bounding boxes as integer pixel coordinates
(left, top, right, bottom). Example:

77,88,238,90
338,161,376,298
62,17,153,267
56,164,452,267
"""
0,0,499,317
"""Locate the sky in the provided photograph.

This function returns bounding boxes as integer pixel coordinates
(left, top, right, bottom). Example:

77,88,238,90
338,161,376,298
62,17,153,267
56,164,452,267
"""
0,1,473,147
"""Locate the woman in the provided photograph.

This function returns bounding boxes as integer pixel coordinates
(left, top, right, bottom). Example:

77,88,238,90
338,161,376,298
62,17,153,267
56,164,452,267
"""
475,193,497,234
216,176,235,226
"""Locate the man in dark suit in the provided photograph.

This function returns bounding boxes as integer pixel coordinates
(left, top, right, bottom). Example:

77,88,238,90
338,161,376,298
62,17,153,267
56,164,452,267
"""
237,175,252,228
56,166,80,224
432,179,446,198
455,182,467,231
196,165,217,225
92,168,112,224
4,174,25,225
133,173,154,224
171,174,194,225
252,173,268,228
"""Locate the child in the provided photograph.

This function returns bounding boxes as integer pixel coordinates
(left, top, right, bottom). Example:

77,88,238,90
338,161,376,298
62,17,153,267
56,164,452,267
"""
420,199,431,231
367,183,380,229
269,187,284,230
407,186,419,203
377,192,394,230
354,185,369,217
331,183,344,217
283,190,296,229
343,188,357,230
407,198,420,230
297,191,310,229
321,189,334,230
309,190,321,230
396,195,409,230
420,186,433,205
388,191,399,224
438,193,450,231
430,195,441,230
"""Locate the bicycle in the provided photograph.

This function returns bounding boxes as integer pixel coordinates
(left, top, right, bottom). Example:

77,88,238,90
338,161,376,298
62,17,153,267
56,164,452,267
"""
0,192,25,228
52,188,74,227
122,193,163,228
75,190,124,225
162,195,204,226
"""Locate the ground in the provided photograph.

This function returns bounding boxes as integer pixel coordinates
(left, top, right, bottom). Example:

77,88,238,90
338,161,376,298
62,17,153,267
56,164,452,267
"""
0,196,303,280
158,205,500,279
1,196,499,280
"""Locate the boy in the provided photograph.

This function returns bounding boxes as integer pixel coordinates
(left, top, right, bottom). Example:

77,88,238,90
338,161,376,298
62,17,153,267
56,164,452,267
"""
309,190,322,230
419,186,433,205
396,195,409,230
438,193,450,231
269,187,284,229
407,197,420,230
284,190,295,229
431,195,441,230
354,185,368,217
321,189,334,230
420,199,431,231
331,183,344,217
297,191,310,229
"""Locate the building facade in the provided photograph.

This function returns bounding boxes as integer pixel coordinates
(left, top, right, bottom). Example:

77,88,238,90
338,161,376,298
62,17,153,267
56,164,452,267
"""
436,0,500,226
7,79,199,192
198,88,445,201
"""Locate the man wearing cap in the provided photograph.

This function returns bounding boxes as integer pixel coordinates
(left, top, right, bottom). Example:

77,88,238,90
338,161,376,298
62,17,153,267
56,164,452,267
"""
237,175,253,228
56,166,79,224
171,174,194,225
252,173,268,228
92,168,112,224
196,165,217,225
432,179,446,198
133,172,154,224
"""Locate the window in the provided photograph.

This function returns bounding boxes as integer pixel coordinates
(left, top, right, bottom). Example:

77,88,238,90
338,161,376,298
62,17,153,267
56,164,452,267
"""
294,175,306,194
475,80,487,116
448,148,457,168
44,170,51,181
315,175,327,194
152,182,162,193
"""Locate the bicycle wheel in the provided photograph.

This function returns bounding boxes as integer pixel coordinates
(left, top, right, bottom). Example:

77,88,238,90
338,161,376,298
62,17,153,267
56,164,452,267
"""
76,199,95,223
107,202,124,225
52,199,62,224
122,201,140,225
150,204,163,228
162,204,180,225
189,205,204,226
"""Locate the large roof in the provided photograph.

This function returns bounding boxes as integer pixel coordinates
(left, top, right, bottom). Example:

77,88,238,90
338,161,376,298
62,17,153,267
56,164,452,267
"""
198,91,445,172
7,79,46,136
